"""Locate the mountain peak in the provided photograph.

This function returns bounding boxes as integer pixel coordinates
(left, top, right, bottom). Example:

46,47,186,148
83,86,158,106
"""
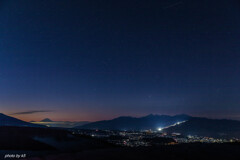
144,114,171,118
146,114,155,117
174,114,191,118
144,114,161,117
40,118,53,122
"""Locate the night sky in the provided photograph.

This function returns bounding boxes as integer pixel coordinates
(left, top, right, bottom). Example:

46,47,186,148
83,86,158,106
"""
0,0,240,121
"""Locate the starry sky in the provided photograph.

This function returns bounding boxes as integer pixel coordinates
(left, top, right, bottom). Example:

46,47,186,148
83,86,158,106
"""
0,0,240,121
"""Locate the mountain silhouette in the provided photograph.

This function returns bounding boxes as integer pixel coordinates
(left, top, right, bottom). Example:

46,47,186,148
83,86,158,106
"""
164,117,240,138
40,118,53,122
77,114,191,130
32,119,89,128
0,113,44,127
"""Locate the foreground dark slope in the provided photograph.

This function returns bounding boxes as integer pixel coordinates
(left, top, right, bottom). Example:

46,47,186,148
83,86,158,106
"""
0,113,44,128
0,126,115,159
25,143,240,160
78,114,190,130
164,117,240,138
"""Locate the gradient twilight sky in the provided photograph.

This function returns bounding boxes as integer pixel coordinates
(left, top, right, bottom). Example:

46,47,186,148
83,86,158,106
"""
0,0,240,121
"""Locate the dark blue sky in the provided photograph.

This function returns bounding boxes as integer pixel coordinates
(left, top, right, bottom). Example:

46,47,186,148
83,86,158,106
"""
0,0,240,121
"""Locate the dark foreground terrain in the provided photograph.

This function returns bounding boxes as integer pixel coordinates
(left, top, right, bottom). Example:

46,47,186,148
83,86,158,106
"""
22,144,240,160
1,127,240,160
22,143,240,160
0,126,114,159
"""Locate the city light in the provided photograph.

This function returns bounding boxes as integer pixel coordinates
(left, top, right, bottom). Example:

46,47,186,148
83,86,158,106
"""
158,128,163,131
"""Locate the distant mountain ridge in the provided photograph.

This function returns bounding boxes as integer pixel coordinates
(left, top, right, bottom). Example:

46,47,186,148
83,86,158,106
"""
77,114,191,130
0,113,44,128
31,118,89,128
77,115,240,138
164,117,240,138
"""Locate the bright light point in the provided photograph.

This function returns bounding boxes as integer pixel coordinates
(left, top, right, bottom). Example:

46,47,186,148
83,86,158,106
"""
158,128,163,131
